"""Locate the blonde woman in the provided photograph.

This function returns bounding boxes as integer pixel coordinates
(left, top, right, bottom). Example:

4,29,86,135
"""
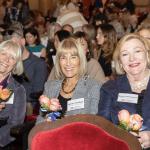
0,40,26,148
37,37,101,123
98,33,150,149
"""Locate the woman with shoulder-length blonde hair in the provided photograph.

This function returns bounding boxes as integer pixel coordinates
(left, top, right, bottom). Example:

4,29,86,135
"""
36,37,101,124
0,40,24,75
55,37,87,79
0,40,26,148
113,33,150,75
98,33,150,149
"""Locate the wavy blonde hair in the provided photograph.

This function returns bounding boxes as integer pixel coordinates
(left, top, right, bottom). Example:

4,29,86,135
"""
55,37,87,79
113,33,150,75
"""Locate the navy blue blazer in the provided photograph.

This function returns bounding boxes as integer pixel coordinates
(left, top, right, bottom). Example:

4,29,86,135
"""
98,74,150,130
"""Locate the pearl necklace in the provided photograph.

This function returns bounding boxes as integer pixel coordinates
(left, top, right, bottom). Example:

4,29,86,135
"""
130,72,150,91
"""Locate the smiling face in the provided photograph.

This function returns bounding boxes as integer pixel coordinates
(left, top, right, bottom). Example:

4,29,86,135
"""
119,38,148,78
0,49,17,77
59,50,80,79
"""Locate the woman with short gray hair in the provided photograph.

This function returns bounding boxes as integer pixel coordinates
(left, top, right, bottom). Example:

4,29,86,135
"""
0,40,26,148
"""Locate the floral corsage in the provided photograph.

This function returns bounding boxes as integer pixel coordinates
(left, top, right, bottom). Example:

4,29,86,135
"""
0,86,12,102
118,109,143,133
39,95,62,121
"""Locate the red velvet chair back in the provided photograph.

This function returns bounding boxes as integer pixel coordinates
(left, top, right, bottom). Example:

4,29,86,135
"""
29,114,141,150
31,122,130,150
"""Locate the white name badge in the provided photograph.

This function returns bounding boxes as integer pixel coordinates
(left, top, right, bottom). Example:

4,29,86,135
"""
5,93,14,104
117,93,138,104
67,98,84,111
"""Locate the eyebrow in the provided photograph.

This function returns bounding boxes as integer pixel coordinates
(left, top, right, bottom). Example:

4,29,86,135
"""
120,47,146,52
120,50,129,54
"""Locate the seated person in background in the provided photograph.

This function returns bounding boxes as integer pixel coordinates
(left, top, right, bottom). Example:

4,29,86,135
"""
82,24,99,59
98,33,150,149
24,27,47,59
10,29,48,115
36,37,101,123
56,1,88,32
21,46,48,115
73,31,107,84
96,24,117,79
0,40,26,148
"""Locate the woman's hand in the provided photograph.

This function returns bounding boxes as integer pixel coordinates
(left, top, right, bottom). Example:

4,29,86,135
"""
138,131,150,149
0,103,5,111
50,98,62,111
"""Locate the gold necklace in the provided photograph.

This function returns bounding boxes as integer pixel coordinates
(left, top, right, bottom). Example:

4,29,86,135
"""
62,79,78,94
